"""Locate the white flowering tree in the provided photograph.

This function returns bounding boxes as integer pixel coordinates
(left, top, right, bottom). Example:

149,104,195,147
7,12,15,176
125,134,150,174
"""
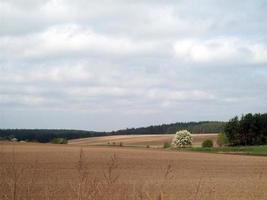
172,130,192,148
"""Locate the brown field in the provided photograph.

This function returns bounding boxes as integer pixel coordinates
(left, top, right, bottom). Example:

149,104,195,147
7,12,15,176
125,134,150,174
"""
0,142,266,200
69,134,218,147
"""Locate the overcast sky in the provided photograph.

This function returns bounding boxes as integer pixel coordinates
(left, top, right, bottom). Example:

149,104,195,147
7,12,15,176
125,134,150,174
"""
0,0,267,131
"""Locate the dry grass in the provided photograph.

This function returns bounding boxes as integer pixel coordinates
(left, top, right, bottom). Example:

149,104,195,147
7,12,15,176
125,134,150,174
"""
68,134,218,147
0,142,267,200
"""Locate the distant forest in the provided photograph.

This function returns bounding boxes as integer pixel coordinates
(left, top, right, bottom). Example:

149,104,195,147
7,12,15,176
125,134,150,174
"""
225,113,267,145
0,121,225,143
0,129,104,143
111,121,225,135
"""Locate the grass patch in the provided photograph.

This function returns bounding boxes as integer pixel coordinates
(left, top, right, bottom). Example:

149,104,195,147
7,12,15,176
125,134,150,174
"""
180,145,267,156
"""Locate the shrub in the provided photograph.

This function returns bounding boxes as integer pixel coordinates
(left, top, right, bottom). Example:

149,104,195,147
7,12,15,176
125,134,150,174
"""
202,139,213,148
146,145,150,148
172,130,192,148
119,142,123,147
51,138,68,144
217,132,228,147
163,142,171,149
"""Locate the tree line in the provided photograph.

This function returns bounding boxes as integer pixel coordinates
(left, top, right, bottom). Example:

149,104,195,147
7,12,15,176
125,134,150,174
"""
111,121,225,135
224,113,267,146
0,129,106,143
0,121,225,143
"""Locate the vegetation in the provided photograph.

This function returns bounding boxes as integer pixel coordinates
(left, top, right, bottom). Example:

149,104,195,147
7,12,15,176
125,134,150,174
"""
163,142,171,148
0,121,225,143
224,113,267,146
1,143,266,200
216,132,229,147
112,121,225,135
191,122,226,133
172,130,192,148
202,139,213,148
186,145,267,156
0,129,105,143
51,138,68,144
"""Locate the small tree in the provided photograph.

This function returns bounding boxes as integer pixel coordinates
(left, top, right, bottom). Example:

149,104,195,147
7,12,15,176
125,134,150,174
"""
217,132,228,147
172,130,192,148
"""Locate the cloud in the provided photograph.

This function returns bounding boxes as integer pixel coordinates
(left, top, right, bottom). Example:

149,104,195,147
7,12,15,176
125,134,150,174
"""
0,0,267,130
0,24,164,63
173,37,267,64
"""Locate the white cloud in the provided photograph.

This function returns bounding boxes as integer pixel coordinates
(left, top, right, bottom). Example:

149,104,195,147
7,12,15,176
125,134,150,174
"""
0,0,267,130
173,37,267,64
147,89,215,102
0,24,162,62
250,44,267,63
0,64,90,84
0,94,47,106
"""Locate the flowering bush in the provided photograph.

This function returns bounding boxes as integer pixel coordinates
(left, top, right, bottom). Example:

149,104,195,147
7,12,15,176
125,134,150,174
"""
172,130,192,148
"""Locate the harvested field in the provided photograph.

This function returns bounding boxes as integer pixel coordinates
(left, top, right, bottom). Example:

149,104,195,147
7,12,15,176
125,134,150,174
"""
69,134,218,147
0,142,266,200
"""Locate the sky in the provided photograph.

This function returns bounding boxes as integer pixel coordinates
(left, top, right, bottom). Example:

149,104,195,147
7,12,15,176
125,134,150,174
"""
0,0,267,131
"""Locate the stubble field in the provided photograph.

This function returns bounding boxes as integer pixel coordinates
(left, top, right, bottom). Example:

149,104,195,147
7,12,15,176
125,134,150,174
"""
69,134,218,147
0,142,266,200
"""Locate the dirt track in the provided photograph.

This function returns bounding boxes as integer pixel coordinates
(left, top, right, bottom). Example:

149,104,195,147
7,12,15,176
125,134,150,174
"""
0,142,266,200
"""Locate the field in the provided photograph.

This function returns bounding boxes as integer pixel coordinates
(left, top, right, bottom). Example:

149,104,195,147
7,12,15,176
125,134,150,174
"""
0,142,267,200
69,134,218,148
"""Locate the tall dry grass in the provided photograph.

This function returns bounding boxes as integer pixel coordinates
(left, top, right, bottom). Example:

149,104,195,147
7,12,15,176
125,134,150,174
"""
0,144,266,200
0,145,174,200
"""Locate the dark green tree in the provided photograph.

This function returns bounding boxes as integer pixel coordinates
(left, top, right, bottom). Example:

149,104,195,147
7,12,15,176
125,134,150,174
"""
224,113,267,146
